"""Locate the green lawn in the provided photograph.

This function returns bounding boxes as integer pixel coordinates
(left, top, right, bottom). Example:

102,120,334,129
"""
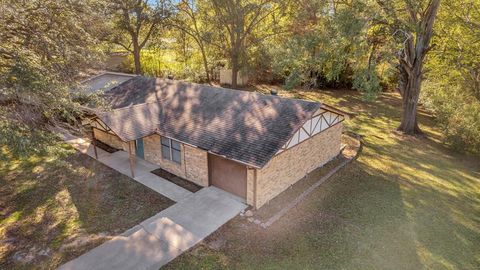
165,89,480,270
0,143,174,269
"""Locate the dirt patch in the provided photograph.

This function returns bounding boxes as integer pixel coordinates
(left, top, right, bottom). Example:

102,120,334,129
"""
389,129,425,142
341,133,362,159
151,168,203,193
93,139,119,153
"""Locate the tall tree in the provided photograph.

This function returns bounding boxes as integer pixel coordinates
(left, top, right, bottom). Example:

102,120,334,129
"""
0,0,106,156
419,0,480,153
272,0,378,91
209,0,285,87
109,0,171,74
0,0,105,110
377,0,441,134
172,0,213,82
437,0,480,99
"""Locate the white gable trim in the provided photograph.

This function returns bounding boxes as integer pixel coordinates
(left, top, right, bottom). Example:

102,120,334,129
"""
275,109,344,155
91,118,126,142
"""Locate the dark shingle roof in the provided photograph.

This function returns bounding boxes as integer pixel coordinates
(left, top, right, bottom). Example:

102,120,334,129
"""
98,77,322,168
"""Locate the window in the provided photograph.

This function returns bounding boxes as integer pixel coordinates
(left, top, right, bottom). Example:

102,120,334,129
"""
161,136,181,164
161,137,171,159
171,140,181,163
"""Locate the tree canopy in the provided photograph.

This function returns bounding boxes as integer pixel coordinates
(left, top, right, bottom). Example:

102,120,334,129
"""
0,0,106,157
1,0,480,155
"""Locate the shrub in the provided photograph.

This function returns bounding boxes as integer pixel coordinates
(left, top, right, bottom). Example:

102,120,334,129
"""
422,80,480,155
352,68,382,100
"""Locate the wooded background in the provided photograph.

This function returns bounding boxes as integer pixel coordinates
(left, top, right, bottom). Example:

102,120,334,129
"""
1,0,479,155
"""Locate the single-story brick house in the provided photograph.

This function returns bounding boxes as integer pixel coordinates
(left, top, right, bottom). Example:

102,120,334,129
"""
89,76,348,208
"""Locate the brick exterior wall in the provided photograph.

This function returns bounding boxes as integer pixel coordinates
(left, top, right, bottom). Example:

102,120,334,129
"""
246,168,255,205
184,145,209,186
254,123,343,208
142,134,209,187
93,128,127,151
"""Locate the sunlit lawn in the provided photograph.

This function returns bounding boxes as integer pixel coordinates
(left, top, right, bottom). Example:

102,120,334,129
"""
0,144,174,269
165,89,480,270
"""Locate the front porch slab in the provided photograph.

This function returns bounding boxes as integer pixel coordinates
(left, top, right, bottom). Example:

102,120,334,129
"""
61,130,193,203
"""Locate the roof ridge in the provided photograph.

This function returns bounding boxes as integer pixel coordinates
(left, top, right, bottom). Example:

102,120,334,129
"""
101,100,162,114
96,76,342,168
155,77,322,105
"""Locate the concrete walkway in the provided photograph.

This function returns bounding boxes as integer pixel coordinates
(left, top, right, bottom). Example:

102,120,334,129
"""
100,150,192,202
59,187,246,270
58,131,247,270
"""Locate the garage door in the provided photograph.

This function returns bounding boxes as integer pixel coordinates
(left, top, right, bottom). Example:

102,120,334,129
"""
209,154,247,199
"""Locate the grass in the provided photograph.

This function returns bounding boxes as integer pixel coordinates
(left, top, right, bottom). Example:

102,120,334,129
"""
0,142,174,269
165,89,480,270
252,134,360,223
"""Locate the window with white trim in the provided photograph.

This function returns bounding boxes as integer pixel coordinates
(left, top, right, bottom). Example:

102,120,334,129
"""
161,136,182,164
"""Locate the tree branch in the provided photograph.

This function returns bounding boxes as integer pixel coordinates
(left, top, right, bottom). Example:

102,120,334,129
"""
139,23,156,49
112,40,133,53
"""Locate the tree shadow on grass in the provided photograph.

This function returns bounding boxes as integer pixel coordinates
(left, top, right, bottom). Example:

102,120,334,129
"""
0,147,174,269
164,160,424,270
271,88,480,269
346,89,480,269
357,133,480,269
1,147,78,269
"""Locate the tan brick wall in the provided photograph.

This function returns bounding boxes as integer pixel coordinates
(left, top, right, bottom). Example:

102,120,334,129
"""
143,134,186,178
143,134,209,187
93,128,127,151
255,123,343,208
184,145,209,186
246,168,255,205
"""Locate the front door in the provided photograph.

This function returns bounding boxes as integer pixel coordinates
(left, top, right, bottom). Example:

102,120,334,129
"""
135,138,144,159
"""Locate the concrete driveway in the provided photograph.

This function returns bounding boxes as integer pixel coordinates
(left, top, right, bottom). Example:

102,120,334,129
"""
59,187,246,270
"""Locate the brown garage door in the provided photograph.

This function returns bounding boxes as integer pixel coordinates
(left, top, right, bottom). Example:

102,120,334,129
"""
209,154,247,199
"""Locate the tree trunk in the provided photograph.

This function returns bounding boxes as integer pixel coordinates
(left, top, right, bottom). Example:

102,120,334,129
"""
231,50,239,88
132,40,142,75
398,65,422,134
396,0,441,135
200,46,210,83
367,43,377,74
